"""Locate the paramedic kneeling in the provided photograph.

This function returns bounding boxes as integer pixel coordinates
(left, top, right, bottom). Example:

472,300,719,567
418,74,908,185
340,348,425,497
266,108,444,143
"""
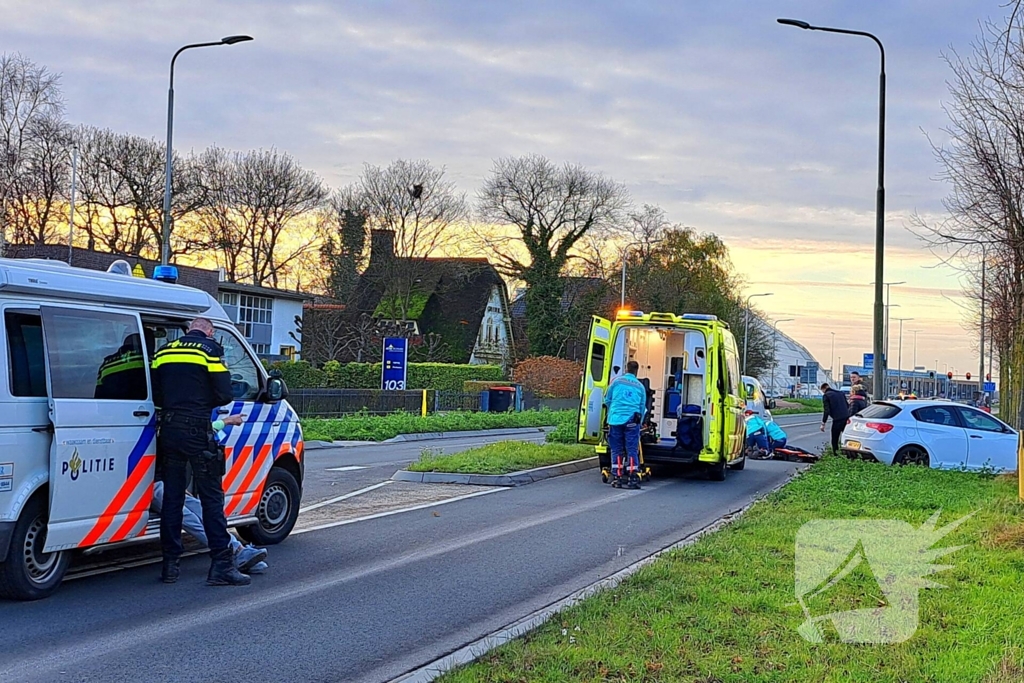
604,360,647,490
152,317,249,587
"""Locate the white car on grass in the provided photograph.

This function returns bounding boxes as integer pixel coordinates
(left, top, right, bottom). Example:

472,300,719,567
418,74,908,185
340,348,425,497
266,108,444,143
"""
841,400,1018,471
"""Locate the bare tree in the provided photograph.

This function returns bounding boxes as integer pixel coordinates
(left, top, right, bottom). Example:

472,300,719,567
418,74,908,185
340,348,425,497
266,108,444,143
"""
478,154,629,356
0,53,65,254
7,115,71,245
359,159,467,323
195,147,326,287
76,127,204,257
914,3,1024,425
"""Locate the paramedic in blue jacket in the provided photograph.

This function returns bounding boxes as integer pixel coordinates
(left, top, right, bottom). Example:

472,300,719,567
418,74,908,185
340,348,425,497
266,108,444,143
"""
746,414,787,454
604,360,647,489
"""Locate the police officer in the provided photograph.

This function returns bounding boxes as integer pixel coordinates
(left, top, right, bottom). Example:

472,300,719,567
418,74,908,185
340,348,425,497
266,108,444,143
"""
152,317,248,586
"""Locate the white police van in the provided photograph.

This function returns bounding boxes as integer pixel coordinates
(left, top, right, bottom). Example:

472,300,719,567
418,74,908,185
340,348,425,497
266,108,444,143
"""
0,258,304,600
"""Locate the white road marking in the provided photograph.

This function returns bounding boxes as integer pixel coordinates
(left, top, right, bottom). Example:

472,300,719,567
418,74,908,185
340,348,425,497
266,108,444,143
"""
325,465,369,472
293,487,506,535
299,481,391,513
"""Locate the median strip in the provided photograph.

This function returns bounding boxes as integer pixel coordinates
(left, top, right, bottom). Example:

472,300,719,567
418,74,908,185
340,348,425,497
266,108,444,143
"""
392,442,597,486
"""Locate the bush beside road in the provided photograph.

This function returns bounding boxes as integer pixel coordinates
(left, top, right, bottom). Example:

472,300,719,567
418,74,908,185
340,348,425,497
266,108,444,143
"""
407,442,594,475
441,457,1024,682
302,409,571,443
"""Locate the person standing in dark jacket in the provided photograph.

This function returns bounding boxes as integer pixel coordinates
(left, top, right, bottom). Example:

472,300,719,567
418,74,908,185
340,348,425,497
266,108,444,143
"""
820,383,850,454
848,371,869,416
152,317,248,587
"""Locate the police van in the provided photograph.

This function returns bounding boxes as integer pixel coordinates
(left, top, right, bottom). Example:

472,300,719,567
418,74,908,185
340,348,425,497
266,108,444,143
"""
578,310,746,480
0,258,304,600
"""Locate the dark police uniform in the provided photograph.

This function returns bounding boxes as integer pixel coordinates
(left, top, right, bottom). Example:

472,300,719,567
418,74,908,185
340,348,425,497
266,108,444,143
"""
151,328,237,582
94,334,147,401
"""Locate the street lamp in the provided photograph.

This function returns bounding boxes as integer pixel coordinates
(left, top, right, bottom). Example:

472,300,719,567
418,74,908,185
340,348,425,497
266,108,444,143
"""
979,243,988,396
830,331,835,377
619,242,646,308
894,317,913,395
161,35,253,266
742,292,773,375
769,318,794,398
911,329,922,369
779,18,888,401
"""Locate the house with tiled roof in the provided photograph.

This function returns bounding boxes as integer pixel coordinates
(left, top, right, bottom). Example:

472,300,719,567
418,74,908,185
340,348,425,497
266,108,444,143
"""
353,230,513,365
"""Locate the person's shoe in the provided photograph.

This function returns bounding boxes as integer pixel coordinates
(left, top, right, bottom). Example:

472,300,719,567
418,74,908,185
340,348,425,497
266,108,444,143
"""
611,476,624,488
626,474,641,490
207,557,251,586
245,561,268,575
160,558,180,584
235,545,268,573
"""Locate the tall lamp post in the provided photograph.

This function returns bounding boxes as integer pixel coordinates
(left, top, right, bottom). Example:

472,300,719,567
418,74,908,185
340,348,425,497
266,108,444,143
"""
894,317,913,395
770,318,794,398
619,242,647,308
829,331,836,378
779,18,888,401
742,292,774,375
161,35,253,266
979,243,987,397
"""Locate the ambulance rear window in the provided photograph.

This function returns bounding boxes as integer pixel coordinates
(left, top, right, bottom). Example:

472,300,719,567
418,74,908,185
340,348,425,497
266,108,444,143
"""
5,312,46,398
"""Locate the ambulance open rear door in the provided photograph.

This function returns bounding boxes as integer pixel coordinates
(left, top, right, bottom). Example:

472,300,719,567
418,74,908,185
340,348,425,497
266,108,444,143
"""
578,316,613,444
39,306,157,552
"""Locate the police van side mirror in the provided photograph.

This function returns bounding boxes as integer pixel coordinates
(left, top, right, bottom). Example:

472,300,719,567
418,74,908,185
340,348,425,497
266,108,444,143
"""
265,370,288,403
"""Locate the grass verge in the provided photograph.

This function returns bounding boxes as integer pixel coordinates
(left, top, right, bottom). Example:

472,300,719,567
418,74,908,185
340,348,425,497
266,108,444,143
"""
407,442,594,475
441,456,1024,682
302,409,570,443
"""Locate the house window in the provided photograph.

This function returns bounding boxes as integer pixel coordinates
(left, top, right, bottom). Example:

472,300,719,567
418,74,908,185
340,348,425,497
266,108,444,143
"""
251,343,271,355
238,294,273,339
280,345,296,360
220,291,239,307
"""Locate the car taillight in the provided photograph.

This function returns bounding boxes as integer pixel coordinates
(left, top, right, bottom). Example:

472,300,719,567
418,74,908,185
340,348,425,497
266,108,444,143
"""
865,422,894,434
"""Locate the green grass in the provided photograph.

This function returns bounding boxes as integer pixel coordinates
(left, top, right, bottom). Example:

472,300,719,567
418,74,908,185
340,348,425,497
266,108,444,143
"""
773,406,821,415
302,409,571,443
546,410,580,444
441,456,1024,683
407,441,594,475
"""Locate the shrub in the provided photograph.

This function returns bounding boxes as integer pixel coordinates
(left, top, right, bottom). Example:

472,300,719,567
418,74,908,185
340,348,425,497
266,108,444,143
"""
545,410,580,443
513,356,583,398
463,380,512,393
266,361,505,391
302,409,571,442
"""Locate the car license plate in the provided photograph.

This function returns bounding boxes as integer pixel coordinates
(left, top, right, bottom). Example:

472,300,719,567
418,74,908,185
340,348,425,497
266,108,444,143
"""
845,440,861,450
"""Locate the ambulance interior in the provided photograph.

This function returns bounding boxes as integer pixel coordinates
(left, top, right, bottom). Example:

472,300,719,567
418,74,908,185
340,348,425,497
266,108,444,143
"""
611,326,708,454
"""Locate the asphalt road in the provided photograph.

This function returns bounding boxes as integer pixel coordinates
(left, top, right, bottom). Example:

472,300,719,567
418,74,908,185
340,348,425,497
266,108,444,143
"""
0,421,826,683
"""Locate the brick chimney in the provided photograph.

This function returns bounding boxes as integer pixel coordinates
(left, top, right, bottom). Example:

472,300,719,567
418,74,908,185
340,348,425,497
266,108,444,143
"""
370,229,396,263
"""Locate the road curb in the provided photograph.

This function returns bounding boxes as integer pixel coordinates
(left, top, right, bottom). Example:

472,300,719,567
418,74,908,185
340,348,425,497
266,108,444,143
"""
391,457,598,487
304,426,553,451
384,427,551,443
388,465,805,683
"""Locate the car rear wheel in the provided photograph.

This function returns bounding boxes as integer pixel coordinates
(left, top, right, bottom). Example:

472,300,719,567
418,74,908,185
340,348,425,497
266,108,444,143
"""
237,467,301,546
0,495,71,601
895,446,930,467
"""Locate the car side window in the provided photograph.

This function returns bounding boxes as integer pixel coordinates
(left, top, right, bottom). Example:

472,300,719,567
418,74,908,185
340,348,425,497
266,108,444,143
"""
913,406,961,427
956,407,1006,433
214,327,261,401
5,311,47,398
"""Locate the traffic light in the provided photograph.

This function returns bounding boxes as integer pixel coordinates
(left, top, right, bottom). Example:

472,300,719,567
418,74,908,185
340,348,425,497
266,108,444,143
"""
947,371,954,380
966,372,972,380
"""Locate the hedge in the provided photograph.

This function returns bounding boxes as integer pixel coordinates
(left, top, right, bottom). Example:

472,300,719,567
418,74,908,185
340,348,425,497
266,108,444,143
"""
267,360,506,392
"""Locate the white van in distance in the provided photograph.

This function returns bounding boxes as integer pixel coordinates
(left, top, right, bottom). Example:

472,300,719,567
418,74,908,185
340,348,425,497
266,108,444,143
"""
0,259,304,600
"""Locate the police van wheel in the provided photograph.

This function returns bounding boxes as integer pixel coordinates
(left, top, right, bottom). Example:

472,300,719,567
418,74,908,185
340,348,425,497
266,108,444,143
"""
707,457,727,481
237,467,301,546
0,495,71,601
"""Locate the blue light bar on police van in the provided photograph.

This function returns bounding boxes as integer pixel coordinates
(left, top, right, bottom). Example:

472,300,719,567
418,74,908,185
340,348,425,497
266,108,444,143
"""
153,265,178,284
616,309,645,319
682,313,717,321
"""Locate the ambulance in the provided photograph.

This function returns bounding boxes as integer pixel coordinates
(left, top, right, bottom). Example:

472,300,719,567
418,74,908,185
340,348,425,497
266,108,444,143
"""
577,310,746,481
0,258,304,600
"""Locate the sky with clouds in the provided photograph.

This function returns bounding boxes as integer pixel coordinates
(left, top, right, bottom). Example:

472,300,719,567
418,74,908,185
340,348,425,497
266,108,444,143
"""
0,0,1008,378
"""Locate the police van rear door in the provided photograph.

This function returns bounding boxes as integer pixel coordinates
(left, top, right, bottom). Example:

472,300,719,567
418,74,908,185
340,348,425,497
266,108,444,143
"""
39,306,156,552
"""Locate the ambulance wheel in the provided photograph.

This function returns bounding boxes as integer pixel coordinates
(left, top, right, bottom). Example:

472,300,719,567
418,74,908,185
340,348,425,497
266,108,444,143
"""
728,455,746,471
237,467,301,546
0,495,70,601
707,457,727,481
601,471,609,484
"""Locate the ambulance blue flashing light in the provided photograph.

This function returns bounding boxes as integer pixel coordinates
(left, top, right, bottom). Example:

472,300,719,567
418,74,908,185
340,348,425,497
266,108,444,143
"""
153,265,178,284
682,313,717,321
